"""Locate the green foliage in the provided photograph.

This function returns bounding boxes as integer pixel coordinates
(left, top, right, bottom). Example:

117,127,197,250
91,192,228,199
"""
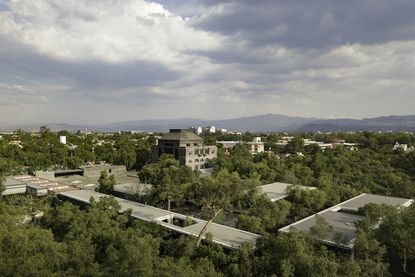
0,128,153,172
97,171,116,194
0,194,226,276
375,206,415,274
255,231,339,277
285,136,305,154
237,195,291,234
286,187,328,220
353,230,390,277
140,154,196,210
0,174,4,196
236,214,264,234
191,170,242,245
309,214,333,240
1,130,415,276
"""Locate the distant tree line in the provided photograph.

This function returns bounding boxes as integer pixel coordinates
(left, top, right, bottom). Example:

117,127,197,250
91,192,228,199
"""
0,127,155,174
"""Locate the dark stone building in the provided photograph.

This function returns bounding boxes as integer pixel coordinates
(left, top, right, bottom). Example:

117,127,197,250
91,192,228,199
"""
151,129,217,170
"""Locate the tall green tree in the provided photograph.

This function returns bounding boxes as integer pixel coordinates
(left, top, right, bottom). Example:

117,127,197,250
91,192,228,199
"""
97,171,116,194
285,137,304,154
140,154,195,210
0,175,4,197
309,214,333,240
353,230,390,277
375,206,415,274
191,170,240,246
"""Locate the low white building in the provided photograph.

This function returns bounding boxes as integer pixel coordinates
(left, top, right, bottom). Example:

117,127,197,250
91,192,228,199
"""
393,142,408,151
218,137,265,155
259,182,316,202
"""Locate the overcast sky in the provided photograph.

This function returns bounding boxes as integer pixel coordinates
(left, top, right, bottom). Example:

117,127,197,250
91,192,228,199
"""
1,0,415,126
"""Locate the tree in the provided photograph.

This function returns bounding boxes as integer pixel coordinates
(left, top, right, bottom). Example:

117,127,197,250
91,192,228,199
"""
159,166,182,211
191,172,235,246
255,231,339,277
236,214,264,234
285,137,304,154
114,139,137,170
97,171,116,194
353,230,390,277
286,188,327,220
309,214,333,240
304,143,322,155
237,194,291,233
0,175,4,197
140,154,195,210
375,206,415,274
136,142,151,169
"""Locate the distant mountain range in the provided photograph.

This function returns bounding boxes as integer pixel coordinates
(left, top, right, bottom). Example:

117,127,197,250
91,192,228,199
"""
297,115,415,132
2,114,415,133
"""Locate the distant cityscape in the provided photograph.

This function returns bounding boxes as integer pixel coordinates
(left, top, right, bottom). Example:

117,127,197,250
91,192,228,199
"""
2,113,415,133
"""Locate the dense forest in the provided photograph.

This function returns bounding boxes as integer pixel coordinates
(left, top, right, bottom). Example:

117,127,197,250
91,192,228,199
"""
0,129,415,276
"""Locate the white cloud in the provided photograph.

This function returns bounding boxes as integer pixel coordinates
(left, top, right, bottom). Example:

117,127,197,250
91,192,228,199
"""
0,0,415,125
0,0,222,64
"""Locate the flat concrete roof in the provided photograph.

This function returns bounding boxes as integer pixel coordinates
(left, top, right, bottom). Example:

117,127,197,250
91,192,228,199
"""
259,182,316,202
113,183,151,195
12,175,78,193
55,175,99,189
3,178,27,188
55,173,142,191
58,189,260,248
2,178,27,195
279,193,414,249
80,165,126,169
3,175,79,195
341,193,413,209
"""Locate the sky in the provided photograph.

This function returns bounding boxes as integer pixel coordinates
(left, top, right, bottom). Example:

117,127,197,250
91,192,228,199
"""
0,0,415,126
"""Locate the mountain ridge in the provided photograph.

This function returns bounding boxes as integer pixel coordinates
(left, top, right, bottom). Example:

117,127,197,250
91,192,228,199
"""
1,114,415,132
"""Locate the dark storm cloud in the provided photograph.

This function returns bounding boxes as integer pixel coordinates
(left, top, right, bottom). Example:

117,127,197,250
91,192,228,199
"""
0,38,180,91
1,0,415,124
191,0,415,48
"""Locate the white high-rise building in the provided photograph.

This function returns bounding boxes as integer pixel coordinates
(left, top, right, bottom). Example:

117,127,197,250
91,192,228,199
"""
59,136,67,145
205,126,216,134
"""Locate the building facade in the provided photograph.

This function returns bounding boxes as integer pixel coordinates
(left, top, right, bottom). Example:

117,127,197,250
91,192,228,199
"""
218,137,265,155
152,129,217,170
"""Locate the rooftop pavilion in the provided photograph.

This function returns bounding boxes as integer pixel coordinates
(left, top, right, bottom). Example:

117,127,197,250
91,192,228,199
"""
2,178,28,196
259,182,317,202
279,193,413,250
2,175,78,196
13,175,78,193
58,189,260,249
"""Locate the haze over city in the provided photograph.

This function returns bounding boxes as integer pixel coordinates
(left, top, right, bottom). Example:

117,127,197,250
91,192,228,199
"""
1,0,415,126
